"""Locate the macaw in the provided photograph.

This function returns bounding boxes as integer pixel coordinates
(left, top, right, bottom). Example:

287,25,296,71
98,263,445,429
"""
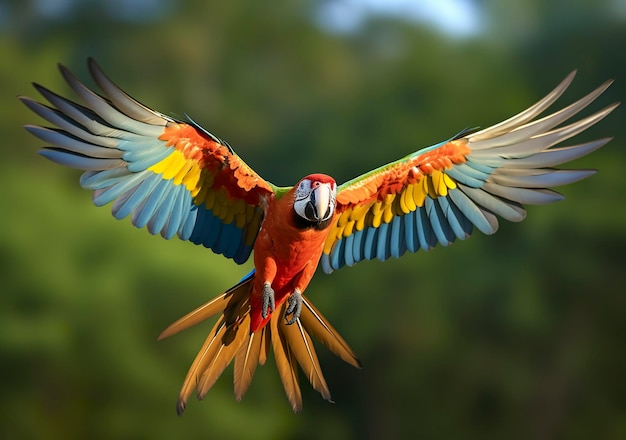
20,59,617,413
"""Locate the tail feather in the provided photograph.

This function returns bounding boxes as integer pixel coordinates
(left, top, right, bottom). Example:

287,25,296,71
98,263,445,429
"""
161,274,361,413
158,277,251,340
270,306,303,413
300,297,362,369
176,317,227,415
280,311,331,402
197,309,250,399
233,328,264,401
259,325,271,366
168,280,253,416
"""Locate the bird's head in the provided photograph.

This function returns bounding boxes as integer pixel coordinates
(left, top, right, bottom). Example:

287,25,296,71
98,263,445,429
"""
293,174,337,229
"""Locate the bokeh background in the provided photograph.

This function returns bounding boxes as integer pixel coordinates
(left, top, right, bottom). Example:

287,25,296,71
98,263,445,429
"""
2,0,626,438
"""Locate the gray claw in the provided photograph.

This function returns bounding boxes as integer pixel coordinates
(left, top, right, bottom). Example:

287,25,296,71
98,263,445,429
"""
285,290,303,325
262,282,275,319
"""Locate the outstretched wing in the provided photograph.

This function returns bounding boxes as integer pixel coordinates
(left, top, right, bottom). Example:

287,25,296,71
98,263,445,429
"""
322,72,618,273
20,58,276,264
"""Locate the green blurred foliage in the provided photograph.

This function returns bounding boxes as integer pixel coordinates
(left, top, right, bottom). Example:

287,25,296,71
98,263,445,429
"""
2,0,626,438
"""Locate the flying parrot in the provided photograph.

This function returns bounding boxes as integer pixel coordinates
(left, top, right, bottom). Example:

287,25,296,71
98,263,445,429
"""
20,59,617,413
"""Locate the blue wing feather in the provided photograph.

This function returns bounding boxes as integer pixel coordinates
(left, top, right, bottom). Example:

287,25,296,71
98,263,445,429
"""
322,74,615,274
135,178,170,228
149,182,178,235
330,237,345,269
180,206,199,241
103,172,151,211
389,217,400,259
352,229,366,264
375,222,391,261
164,187,191,239
426,198,450,246
113,173,161,220
403,211,417,253
417,206,436,251
363,227,377,261
439,197,472,240
23,60,269,265
343,233,355,267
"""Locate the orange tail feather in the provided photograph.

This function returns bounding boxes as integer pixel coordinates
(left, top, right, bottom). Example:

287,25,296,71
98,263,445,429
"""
159,274,361,413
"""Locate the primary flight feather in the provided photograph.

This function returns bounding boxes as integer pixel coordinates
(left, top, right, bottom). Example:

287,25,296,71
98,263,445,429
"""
20,59,617,413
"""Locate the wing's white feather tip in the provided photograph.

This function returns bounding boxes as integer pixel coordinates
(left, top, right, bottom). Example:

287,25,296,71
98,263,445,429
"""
558,70,577,91
594,102,620,121
574,169,597,178
23,124,41,134
17,95,35,109
57,63,77,86
467,74,617,144
606,101,620,113
87,57,100,73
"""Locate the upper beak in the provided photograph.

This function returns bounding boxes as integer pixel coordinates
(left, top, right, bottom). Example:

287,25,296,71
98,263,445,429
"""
311,183,332,222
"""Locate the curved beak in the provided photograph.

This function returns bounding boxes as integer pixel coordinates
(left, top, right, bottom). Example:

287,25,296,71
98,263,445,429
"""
310,183,332,222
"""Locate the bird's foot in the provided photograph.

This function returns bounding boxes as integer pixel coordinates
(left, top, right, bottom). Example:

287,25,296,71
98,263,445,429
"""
285,290,303,325
261,282,275,319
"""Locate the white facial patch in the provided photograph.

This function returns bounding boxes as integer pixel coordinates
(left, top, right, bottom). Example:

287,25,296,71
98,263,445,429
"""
295,180,313,203
293,179,336,224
